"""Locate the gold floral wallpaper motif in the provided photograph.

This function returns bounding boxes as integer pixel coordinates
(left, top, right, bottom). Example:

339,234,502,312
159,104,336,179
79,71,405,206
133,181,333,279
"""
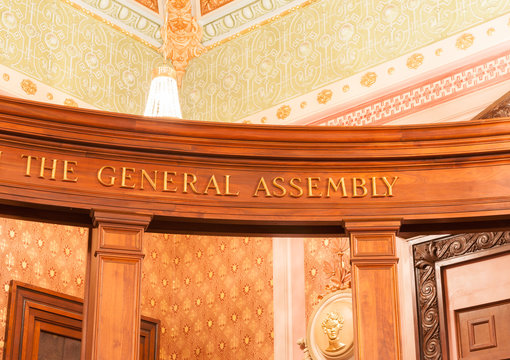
140,233,274,360
181,0,510,122
0,218,88,357
0,0,165,114
304,238,350,320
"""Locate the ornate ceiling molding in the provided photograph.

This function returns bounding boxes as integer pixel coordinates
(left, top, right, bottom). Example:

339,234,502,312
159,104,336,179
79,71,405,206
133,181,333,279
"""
160,0,205,87
413,232,510,360
197,0,312,46
66,0,164,48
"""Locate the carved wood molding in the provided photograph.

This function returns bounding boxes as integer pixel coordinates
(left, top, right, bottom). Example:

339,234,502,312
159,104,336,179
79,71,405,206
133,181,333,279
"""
413,232,510,360
474,91,510,120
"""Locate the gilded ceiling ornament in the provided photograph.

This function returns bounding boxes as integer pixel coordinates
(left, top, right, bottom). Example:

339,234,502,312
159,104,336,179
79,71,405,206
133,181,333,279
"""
317,89,333,104
387,67,395,75
260,116,267,123
456,33,474,50
300,101,307,109
242,120,252,124
342,85,350,92
406,53,424,70
486,27,495,36
200,0,234,15
3,73,9,81
21,79,37,95
135,0,159,12
46,93,53,100
64,98,78,107
160,0,206,87
360,72,377,87
435,48,443,56
276,105,291,120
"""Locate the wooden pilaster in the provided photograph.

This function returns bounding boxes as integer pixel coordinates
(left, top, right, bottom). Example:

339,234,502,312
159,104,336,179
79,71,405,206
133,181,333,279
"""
344,219,402,360
82,210,152,360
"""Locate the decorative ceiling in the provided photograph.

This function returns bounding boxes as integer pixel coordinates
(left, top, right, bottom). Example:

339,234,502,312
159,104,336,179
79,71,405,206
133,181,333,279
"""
1,0,509,123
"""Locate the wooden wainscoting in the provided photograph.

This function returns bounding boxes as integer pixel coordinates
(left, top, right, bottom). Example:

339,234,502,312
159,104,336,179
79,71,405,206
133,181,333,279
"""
3,281,160,360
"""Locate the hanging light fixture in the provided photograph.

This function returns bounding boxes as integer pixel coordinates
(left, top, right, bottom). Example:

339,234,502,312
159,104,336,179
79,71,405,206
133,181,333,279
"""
144,65,182,118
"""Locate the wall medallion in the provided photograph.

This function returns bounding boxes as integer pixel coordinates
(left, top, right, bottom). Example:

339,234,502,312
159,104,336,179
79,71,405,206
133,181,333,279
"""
305,290,354,360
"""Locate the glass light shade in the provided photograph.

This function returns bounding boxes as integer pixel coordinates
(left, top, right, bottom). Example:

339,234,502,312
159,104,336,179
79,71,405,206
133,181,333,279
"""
144,66,182,118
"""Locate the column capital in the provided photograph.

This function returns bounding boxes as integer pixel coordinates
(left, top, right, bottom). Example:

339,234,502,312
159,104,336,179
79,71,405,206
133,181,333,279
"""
343,218,402,233
90,209,153,228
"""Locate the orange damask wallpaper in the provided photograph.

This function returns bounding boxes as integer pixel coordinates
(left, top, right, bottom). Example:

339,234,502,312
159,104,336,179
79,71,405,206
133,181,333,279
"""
0,217,88,357
141,233,274,360
304,237,351,320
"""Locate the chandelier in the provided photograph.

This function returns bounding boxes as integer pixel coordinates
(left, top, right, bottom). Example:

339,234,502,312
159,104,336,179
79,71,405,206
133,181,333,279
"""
144,66,182,118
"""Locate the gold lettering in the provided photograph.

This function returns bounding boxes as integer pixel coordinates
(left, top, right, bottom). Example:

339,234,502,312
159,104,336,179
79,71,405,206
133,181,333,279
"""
272,177,287,197
289,178,303,198
39,157,57,180
352,177,368,197
224,175,239,196
140,169,157,190
62,160,78,182
183,173,200,194
97,166,116,187
120,167,136,189
163,171,177,192
326,177,347,197
253,177,272,197
307,177,322,198
203,175,222,195
371,176,385,197
381,176,398,197
21,154,37,177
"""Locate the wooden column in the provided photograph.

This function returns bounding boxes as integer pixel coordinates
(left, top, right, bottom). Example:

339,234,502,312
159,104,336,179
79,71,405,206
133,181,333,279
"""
344,219,402,360
82,210,152,360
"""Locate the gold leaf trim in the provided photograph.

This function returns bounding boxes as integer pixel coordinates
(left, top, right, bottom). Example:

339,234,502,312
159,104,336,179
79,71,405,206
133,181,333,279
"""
21,79,37,95
456,33,474,50
2,73,9,81
300,101,307,109
317,89,333,104
276,105,291,120
406,53,424,70
342,85,350,92
435,48,443,56
64,98,78,107
360,72,377,87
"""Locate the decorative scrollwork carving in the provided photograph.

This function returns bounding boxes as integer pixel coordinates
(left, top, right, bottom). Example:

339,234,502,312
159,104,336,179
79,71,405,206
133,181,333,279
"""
160,0,205,87
414,232,510,360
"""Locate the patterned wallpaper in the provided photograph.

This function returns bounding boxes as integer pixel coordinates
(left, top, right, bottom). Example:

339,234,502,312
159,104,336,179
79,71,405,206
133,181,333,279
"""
181,0,510,122
0,0,165,114
0,215,341,359
304,237,350,320
0,217,88,358
141,233,274,360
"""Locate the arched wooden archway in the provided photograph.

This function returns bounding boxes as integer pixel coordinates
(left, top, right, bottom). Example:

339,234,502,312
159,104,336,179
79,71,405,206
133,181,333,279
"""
2,95,510,360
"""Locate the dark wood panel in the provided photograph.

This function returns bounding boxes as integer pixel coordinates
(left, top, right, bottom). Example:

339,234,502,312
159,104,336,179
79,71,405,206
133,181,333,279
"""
3,281,159,360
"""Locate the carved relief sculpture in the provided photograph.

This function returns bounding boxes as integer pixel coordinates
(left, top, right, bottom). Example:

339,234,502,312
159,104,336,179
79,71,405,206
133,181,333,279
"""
160,0,205,87
321,312,345,352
